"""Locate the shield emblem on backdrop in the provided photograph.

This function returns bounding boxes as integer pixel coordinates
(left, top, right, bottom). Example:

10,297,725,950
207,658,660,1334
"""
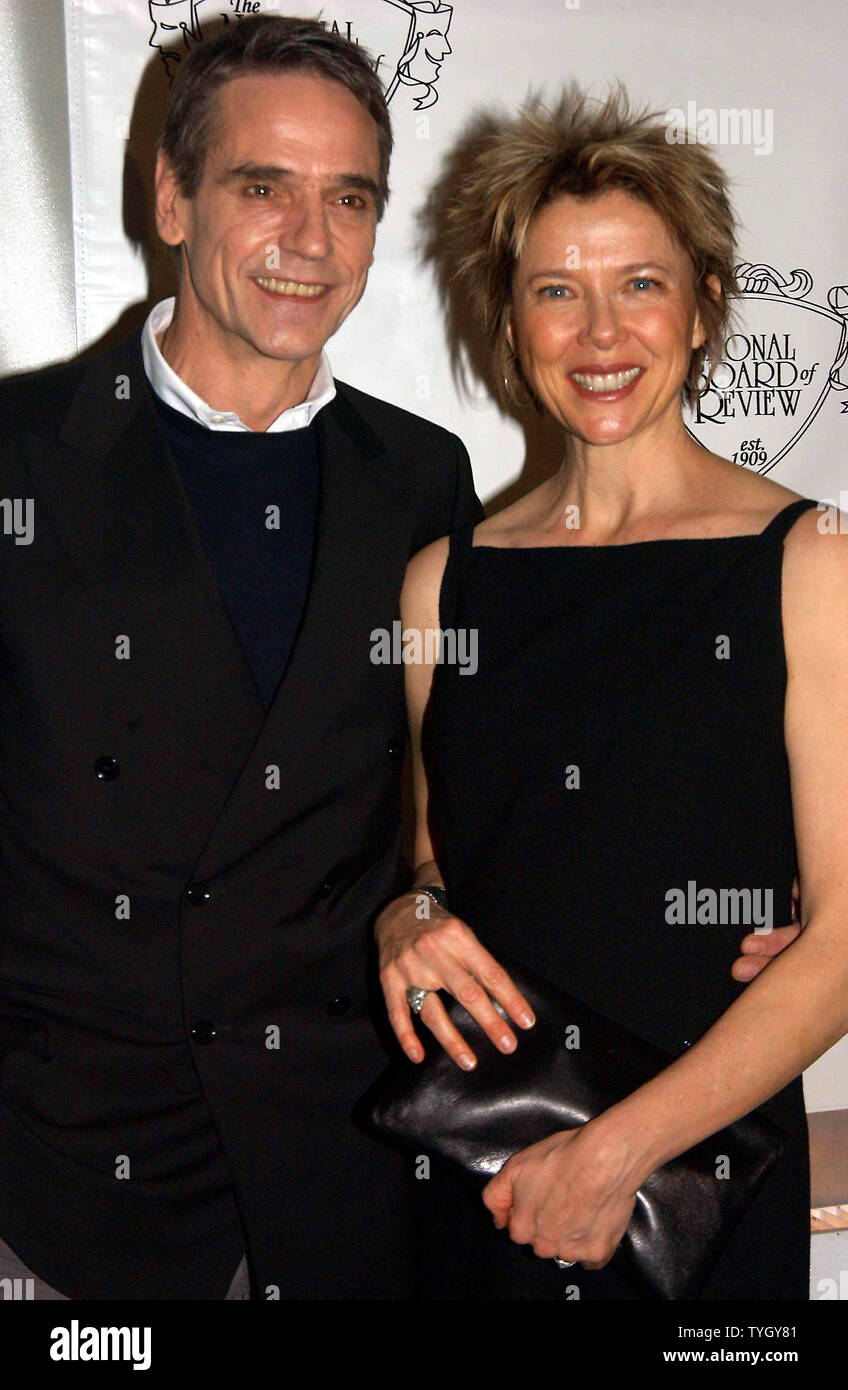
685,264,848,474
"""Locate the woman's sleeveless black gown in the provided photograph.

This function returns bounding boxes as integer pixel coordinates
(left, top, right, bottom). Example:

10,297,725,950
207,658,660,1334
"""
414,497,815,1300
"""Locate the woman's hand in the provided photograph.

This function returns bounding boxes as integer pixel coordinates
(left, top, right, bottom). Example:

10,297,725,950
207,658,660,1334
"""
375,889,535,1068
482,1123,640,1269
732,922,801,981
731,874,803,981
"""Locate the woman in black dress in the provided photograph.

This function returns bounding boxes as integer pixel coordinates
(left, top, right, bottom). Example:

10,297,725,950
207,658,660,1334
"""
374,87,848,1299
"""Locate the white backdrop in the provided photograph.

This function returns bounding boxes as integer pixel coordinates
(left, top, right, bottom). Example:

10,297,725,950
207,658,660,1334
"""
63,0,848,1118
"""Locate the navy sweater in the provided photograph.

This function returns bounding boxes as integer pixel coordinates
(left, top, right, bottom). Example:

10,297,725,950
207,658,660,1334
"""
152,394,320,707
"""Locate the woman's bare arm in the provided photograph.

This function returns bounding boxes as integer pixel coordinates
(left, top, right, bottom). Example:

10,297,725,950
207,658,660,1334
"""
375,536,536,1067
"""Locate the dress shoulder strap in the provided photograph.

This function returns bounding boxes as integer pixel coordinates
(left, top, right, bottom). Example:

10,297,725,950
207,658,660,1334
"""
438,521,478,632
759,497,819,543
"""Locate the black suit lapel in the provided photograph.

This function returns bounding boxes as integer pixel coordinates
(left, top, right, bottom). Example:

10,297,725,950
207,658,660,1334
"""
257,386,391,752
22,333,266,787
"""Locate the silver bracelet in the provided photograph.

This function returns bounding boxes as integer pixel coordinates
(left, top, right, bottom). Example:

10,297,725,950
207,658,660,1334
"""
416,883,448,911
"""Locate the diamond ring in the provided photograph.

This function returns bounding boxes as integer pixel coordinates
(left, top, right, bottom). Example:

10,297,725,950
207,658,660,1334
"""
406,986,433,1014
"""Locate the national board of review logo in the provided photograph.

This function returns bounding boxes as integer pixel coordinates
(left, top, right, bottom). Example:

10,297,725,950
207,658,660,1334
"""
686,263,848,473
147,0,455,112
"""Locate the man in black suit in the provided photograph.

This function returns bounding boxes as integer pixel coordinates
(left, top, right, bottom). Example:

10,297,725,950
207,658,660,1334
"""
0,15,795,1302
0,16,481,1301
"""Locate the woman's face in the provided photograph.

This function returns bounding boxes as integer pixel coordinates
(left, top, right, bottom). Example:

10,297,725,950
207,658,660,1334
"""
508,188,709,447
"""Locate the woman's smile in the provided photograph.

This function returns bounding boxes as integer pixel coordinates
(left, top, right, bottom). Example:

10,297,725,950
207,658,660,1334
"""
568,364,645,399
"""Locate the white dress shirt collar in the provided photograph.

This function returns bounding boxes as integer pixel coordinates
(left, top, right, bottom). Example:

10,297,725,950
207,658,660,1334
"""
140,297,336,432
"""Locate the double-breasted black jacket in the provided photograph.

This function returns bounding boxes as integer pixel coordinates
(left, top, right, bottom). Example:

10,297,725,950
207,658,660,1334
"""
0,329,482,1299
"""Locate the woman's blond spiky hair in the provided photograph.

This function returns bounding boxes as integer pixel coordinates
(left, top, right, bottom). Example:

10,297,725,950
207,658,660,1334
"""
444,82,738,410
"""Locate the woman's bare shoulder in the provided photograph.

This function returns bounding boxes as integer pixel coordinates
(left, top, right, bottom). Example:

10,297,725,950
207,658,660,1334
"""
677,456,807,536
782,496,847,561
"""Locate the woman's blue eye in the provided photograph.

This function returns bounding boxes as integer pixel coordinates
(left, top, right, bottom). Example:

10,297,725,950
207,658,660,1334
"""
541,285,567,298
631,277,657,291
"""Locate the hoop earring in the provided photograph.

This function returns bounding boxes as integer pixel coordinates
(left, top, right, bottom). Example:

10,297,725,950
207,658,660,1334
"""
502,353,533,409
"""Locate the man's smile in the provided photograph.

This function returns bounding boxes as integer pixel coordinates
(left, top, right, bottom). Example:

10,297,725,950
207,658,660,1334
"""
252,276,330,298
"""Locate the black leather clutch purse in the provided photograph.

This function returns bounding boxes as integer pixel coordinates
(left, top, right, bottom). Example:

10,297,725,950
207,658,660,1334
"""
364,957,787,1300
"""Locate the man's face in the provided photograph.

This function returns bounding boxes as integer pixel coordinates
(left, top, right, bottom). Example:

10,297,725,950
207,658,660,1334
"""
155,69,381,372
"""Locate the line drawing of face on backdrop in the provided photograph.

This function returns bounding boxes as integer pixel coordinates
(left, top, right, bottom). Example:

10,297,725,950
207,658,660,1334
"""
149,0,219,80
384,0,454,109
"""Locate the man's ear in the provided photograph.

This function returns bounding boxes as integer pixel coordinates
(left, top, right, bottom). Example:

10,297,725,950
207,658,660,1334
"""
692,273,722,350
154,150,187,249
